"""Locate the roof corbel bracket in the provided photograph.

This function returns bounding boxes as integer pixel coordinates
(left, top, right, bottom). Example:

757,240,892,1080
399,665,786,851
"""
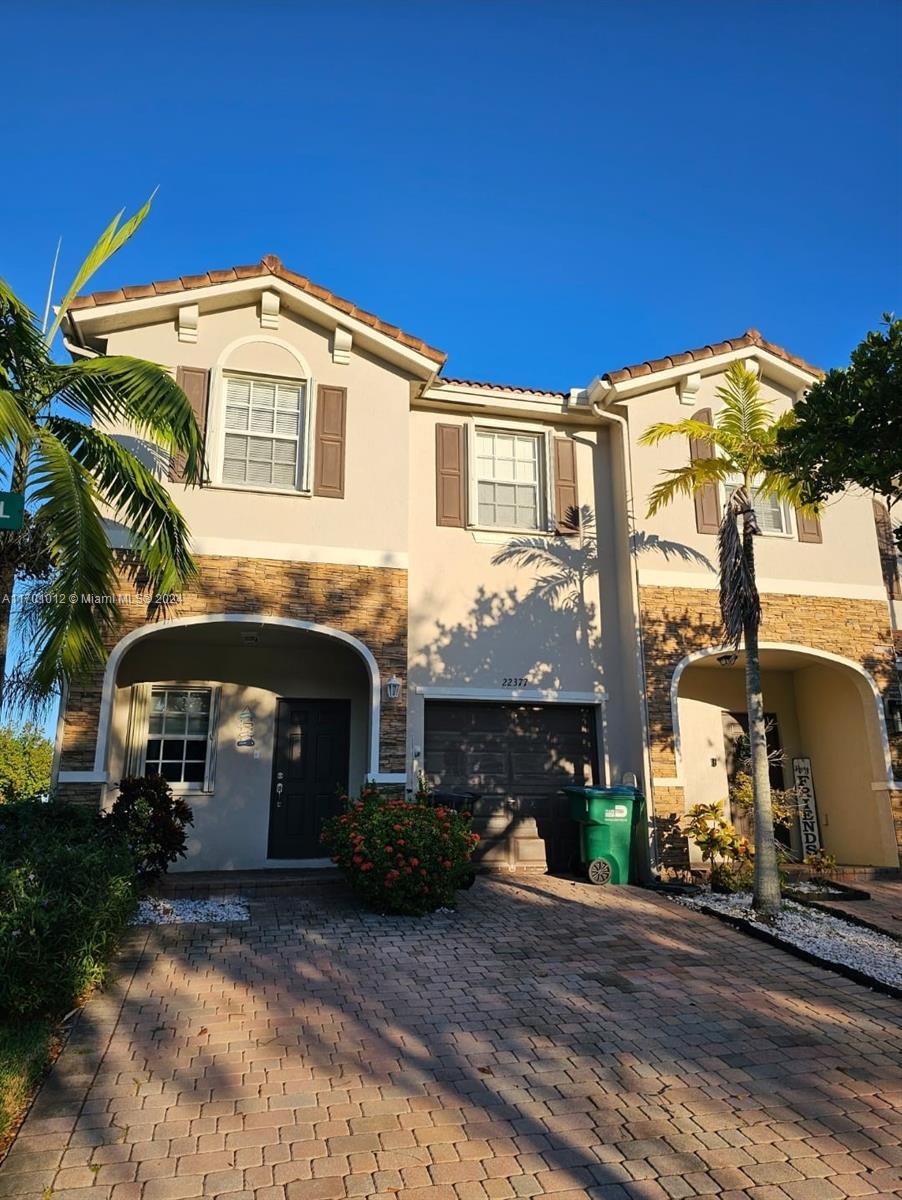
260,290,280,330
332,326,352,365
678,372,702,406
177,304,199,344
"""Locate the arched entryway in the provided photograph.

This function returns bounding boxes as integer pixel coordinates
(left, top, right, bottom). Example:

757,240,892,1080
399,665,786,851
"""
672,643,899,868
96,615,382,870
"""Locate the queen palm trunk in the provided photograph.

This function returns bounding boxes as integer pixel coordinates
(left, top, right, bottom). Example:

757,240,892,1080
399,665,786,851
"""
742,519,781,916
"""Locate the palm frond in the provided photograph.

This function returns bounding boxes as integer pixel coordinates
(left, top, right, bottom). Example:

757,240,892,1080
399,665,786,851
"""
46,417,198,593
718,486,761,649
48,357,204,483
0,279,48,377
46,193,155,345
26,429,120,695
646,458,732,517
714,362,774,444
639,418,723,448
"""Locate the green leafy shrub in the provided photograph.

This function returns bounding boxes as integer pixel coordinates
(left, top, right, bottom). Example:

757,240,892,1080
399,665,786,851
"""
684,801,754,894
0,801,137,1018
0,723,53,804
106,775,193,880
803,848,838,876
321,784,480,915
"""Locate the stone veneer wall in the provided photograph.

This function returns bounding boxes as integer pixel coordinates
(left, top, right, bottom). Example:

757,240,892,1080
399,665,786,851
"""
639,585,902,859
56,555,407,805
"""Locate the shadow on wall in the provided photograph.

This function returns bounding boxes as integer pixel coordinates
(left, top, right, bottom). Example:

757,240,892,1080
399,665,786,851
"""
413,508,711,871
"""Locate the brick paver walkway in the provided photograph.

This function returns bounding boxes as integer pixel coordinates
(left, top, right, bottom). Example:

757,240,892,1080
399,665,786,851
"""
2,876,901,1200
815,882,902,941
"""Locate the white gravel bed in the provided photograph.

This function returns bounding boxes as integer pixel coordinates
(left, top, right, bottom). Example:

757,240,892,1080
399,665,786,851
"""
679,892,902,989
134,897,250,924
783,880,845,895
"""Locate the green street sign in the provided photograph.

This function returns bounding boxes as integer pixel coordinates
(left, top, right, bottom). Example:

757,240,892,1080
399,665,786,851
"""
0,493,24,531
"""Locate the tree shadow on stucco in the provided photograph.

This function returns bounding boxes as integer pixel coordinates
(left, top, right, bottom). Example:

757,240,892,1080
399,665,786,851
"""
415,509,609,871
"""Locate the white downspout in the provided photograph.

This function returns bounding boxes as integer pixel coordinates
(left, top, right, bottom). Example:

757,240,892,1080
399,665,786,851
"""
587,380,658,872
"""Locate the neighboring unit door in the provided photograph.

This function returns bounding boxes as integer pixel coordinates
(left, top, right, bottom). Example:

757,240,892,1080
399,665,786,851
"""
423,701,598,870
268,699,351,859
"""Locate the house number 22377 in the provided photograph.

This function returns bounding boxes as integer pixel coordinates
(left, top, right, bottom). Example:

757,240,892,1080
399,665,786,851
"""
502,677,530,687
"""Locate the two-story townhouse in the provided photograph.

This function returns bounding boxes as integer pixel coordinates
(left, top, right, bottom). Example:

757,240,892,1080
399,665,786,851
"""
53,258,902,875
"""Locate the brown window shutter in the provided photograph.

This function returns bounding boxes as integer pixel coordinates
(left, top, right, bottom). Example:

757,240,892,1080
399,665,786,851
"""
688,407,719,535
873,498,901,598
435,423,466,527
170,366,210,482
313,385,347,498
553,437,579,533
795,507,823,544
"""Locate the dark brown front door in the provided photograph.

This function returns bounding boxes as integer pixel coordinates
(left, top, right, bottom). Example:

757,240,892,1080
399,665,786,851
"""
268,699,350,859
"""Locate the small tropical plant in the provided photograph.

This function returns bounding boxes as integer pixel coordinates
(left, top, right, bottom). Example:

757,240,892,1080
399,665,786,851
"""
803,848,838,876
641,361,819,919
106,774,194,880
0,195,204,710
684,800,754,893
321,783,480,915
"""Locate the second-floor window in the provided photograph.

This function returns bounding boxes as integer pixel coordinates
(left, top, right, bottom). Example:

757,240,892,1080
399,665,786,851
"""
724,472,792,536
222,374,306,489
475,429,544,530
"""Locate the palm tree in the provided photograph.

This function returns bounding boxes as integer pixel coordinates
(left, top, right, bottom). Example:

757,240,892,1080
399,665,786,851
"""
639,361,816,919
0,197,203,708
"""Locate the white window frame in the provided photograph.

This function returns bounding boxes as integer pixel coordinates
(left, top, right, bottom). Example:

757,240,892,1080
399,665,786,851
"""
466,416,554,535
721,472,795,539
140,682,221,793
210,369,316,495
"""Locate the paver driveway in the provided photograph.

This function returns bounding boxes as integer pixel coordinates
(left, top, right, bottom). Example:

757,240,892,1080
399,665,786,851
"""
2,876,901,1200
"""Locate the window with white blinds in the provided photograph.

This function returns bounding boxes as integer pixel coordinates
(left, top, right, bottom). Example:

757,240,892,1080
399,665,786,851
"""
221,375,306,489
725,473,792,535
475,429,543,530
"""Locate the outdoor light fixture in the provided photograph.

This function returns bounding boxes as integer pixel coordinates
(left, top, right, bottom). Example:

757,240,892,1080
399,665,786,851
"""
386,675,402,700
717,652,738,667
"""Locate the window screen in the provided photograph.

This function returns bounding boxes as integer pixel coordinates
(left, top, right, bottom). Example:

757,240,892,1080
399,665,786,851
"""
145,688,211,785
222,375,305,489
476,430,542,530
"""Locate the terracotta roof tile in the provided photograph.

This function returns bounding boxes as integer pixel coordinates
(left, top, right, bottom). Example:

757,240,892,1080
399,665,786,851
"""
67,257,446,365
603,329,821,384
440,377,568,400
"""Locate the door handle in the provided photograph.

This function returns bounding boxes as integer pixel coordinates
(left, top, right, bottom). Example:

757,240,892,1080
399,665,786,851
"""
276,782,283,808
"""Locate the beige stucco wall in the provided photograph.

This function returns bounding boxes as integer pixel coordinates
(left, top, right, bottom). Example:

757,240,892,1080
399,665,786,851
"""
105,632,370,871
622,369,887,593
794,663,898,867
406,408,646,789
102,304,413,559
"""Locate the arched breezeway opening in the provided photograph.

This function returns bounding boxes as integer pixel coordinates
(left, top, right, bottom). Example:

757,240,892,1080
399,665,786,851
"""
95,614,385,871
671,642,899,868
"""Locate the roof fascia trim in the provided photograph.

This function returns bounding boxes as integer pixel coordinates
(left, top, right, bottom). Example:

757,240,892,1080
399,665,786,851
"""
596,345,818,403
64,276,444,377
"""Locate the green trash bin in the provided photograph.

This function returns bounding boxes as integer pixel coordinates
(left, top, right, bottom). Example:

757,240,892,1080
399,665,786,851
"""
565,785,643,885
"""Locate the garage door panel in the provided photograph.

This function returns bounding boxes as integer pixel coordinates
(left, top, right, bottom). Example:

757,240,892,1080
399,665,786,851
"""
424,700,599,871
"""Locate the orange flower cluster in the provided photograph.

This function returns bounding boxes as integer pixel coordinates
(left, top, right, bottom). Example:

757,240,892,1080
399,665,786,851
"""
321,786,479,915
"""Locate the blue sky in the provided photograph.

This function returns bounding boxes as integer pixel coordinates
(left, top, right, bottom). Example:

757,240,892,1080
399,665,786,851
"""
2,1,900,739
3,1,901,392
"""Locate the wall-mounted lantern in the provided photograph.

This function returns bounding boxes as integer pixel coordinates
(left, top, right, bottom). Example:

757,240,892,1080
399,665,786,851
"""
386,675,402,701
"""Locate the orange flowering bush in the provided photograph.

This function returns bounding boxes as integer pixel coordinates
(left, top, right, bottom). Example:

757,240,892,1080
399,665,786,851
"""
321,784,480,915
